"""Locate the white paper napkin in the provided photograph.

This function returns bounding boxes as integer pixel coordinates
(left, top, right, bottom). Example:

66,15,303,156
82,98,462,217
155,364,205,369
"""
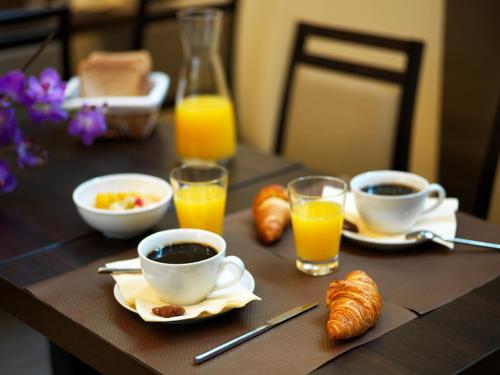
343,193,459,248
107,258,261,322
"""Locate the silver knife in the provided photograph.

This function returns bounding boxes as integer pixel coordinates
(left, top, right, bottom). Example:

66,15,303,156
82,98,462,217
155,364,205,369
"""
97,267,142,274
193,302,318,365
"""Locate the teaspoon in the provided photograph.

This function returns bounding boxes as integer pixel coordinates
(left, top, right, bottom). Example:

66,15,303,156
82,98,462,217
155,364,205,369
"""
406,230,500,250
97,267,142,274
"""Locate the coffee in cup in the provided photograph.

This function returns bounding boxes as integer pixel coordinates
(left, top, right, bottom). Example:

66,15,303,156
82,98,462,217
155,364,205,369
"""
138,229,245,305
147,242,218,264
350,170,446,234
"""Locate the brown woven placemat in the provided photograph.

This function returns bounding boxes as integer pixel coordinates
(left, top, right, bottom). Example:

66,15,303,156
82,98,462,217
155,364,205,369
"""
230,209,500,314
28,213,416,374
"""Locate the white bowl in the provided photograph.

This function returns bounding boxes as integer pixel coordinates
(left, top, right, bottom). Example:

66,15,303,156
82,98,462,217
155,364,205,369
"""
72,173,172,239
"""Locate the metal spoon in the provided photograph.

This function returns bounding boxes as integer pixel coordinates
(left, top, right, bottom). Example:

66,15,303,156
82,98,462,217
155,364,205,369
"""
97,267,142,274
406,230,500,250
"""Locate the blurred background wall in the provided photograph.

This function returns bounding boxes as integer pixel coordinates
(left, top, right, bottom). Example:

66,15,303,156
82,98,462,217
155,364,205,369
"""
235,0,444,182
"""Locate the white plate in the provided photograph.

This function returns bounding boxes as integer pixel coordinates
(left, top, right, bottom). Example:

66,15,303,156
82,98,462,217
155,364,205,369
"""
113,270,256,323
342,230,419,250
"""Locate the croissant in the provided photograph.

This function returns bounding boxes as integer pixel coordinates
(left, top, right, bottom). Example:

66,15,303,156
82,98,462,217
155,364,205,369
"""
252,185,290,245
326,270,382,340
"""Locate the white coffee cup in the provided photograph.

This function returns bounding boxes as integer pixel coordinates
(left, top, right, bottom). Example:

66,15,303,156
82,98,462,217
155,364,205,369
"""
138,229,245,305
350,170,446,234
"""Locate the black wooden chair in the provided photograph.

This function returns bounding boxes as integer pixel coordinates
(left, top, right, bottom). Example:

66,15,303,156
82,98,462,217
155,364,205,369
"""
131,0,238,99
0,5,71,79
275,22,424,171
473,100,500,219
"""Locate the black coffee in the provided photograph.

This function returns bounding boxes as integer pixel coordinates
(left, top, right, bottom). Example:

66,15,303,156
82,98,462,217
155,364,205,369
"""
361,183,419,196
147,242,218,264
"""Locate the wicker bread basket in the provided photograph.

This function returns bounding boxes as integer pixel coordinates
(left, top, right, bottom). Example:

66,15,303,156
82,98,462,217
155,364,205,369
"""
63,72,169,140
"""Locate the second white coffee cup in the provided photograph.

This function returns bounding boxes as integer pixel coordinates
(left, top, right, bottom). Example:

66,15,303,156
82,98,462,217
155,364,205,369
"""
138,229,245,305
350,170,446,234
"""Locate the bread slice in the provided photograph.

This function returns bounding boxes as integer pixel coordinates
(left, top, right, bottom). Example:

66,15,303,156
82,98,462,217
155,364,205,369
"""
78,50,152,97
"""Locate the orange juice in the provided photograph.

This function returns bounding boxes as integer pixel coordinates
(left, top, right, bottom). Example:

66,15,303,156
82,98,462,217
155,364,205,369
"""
291,201,343,262
173,185,226,234
175,95,236,161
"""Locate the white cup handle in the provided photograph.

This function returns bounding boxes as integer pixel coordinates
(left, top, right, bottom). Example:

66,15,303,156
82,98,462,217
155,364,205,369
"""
422,183,446,215
213,256,245,290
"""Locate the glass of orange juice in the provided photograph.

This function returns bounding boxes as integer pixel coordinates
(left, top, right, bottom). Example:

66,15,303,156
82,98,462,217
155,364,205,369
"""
170,165,228,235
287,176,347,276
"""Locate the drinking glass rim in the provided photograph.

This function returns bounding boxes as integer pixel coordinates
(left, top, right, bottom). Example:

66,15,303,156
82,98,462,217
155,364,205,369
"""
177,7,222,21
170,164,228,185
287,175,347,199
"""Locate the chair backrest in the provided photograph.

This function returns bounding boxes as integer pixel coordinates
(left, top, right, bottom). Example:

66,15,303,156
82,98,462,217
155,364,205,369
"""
474,100,500,219
275,22,424,171
132,0,239,101
0,6,71,79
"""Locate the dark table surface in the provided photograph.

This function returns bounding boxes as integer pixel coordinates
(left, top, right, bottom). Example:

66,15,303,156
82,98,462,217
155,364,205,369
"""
1,118,499,374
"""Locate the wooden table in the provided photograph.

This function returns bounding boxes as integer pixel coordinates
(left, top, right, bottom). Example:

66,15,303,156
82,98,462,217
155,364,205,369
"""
0,119,499,374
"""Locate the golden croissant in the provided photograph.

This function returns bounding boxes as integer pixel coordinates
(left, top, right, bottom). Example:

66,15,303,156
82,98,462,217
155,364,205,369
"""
252,185,290,245
326,270,382,340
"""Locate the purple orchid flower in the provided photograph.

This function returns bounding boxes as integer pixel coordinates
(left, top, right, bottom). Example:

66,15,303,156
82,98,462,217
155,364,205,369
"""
0,107,19,145
28,103,68,124
26,68,66,105
25,68,68,124
15,137,46,168
0,65,107,193
68,105,107,146
0,160,16,193
0,70,26,104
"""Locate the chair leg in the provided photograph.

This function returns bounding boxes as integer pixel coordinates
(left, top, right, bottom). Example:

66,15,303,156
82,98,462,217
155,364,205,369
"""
132,0,149,50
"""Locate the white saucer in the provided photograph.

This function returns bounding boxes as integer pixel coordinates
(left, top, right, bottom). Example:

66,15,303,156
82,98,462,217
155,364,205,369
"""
342,230,419,251
113,269,256,323
340,194,458,251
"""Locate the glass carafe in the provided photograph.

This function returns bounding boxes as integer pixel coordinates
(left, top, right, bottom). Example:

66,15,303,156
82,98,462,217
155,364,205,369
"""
175,8,237,164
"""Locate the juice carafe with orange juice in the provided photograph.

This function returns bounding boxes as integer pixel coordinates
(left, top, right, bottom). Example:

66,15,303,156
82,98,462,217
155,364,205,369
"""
175,95,236,161
175,8,236,163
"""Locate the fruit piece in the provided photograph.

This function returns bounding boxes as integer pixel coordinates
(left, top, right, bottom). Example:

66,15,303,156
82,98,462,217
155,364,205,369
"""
95,193,111,209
